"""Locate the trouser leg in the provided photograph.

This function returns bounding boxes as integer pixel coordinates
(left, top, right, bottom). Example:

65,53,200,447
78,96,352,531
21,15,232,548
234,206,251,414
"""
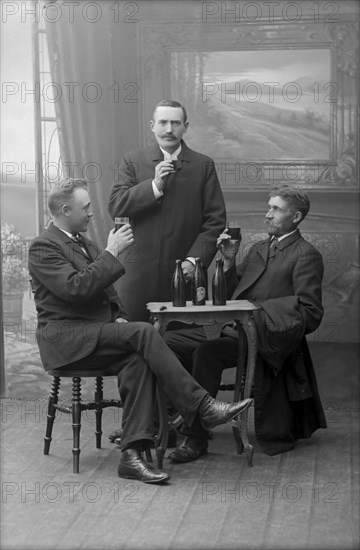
54,349,157,451
192,336,238,396
182,336,239,438
163,325,208,373
162,325,208,419
93,322,207,430
115,353,157,450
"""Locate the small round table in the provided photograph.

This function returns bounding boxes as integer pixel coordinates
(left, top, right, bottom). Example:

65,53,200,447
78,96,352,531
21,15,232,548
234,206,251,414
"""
147,299,258,467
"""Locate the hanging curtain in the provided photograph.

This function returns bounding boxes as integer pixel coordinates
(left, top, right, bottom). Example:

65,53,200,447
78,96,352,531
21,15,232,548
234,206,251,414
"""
45,8,118,245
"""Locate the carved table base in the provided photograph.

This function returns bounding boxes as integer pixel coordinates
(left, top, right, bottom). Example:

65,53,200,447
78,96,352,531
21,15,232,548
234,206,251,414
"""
147,300,258,468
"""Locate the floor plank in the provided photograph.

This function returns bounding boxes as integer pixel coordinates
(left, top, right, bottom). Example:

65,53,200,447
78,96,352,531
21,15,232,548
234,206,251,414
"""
1,339,359,549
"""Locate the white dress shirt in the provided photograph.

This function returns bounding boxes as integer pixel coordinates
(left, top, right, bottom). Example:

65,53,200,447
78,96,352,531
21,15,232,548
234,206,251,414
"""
152,144,182,199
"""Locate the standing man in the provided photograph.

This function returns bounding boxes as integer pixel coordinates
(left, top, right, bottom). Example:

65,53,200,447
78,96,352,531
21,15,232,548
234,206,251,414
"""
165,186,327,462
108,99,226,321
29,179,251,484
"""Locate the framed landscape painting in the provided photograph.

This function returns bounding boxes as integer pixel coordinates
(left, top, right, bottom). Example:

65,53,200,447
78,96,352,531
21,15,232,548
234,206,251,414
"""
140,16,358,189
170,48,332,161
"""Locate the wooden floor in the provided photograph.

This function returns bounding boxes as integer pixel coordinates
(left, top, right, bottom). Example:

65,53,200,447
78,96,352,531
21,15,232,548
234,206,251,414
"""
1,339,359,550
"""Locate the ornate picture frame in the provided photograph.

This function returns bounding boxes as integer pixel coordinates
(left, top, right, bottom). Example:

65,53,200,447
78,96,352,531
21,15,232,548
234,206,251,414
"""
139,15,358,190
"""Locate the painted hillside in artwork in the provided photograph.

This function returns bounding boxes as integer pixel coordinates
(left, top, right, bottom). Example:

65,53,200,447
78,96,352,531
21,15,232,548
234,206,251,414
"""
171,49,332,160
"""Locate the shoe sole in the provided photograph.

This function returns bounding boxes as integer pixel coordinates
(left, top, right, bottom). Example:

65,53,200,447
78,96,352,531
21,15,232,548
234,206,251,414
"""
117,469,170,484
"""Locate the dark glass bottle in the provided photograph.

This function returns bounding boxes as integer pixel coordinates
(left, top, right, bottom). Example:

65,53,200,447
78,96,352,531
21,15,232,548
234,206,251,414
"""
201,260,209,301
212,258,226,305
171,259,186,307
191,257,206,306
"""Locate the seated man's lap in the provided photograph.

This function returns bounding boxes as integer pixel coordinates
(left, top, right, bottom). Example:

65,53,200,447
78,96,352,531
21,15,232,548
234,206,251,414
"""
164,324,240,396
192,336,239,395
163,324,208,373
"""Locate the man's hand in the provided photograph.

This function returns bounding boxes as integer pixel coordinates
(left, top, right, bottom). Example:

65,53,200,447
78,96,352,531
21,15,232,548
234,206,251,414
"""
217,230,240,270
105,224,134,258
115,318,128,323
181,259,195,283
153,160,175,192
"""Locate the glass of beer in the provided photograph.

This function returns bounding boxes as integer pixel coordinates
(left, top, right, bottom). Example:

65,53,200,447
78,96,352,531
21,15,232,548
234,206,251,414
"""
114,217,130,232
224,221,241,261
227,221,241,241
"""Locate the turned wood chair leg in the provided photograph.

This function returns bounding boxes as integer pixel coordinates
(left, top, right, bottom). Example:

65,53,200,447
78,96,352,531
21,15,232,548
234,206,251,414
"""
72,377,82,474
43,370,124,473
153,385,169,470
95,377,103,449
44,377,60,455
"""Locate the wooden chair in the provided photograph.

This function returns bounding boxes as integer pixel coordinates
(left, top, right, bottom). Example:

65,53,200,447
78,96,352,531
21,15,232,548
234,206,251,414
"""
43,367,159,473
44,368,124,473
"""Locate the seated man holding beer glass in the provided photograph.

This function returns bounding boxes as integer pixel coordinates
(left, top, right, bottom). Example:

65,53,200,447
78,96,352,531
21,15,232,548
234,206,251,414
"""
164,185,327,463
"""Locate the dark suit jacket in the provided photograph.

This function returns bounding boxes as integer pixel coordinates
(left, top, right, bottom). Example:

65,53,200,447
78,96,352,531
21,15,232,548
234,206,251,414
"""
225,229,327,454
108,140,226,321
28,223,127,370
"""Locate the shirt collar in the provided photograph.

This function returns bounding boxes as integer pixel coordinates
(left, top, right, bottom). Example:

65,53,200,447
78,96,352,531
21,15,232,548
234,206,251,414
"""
275,229,298,242
159,144,182,160
57,227,78,239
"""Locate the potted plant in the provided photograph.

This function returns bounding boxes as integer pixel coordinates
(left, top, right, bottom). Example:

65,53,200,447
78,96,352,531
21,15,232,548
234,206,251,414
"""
1,223,30,324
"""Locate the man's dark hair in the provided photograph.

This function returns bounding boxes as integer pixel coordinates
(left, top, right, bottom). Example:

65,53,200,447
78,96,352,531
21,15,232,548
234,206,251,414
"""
48,178,88,216
270,185,310,220
152,99,188,123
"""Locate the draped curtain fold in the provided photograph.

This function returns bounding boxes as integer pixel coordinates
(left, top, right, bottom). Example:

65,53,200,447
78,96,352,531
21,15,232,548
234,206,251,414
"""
45,13,117,245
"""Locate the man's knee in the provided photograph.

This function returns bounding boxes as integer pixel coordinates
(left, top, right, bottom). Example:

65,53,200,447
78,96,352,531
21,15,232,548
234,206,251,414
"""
130,321,162,344
131,321,155,333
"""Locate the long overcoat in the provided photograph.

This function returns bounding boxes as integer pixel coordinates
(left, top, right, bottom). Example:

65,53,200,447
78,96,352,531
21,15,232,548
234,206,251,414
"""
226,229,327,454
108,140,226,321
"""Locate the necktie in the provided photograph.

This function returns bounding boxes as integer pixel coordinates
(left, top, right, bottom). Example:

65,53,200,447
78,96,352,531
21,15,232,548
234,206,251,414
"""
72,233,85,246
72,234,90,257
269,237,278,258
270,237,278,250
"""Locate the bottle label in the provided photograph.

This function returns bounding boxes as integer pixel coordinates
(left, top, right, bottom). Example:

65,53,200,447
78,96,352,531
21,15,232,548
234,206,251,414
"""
196,287,206,302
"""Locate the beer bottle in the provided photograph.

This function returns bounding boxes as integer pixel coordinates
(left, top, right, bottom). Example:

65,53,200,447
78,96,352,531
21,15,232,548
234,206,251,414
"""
201,260,209,301
192,257,206,306
171,259,186,307
212,258,226,305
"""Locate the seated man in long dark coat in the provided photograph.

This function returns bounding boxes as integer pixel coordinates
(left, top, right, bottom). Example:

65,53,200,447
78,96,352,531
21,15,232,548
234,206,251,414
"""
165,185,327,462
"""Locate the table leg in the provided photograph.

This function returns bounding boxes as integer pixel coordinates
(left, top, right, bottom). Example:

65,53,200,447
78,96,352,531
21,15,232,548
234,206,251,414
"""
231,330,246,455
233,314,257,467
149,314,170,469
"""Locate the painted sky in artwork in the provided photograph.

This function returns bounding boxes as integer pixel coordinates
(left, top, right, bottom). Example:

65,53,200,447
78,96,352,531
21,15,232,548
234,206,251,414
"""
178,49,332,160
204,49,330,85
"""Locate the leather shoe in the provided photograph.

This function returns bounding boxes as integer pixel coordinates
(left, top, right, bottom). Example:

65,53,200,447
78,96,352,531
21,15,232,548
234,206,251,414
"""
109,428,122,445
199,395,252,431
118,448,170,484
169,436,208,463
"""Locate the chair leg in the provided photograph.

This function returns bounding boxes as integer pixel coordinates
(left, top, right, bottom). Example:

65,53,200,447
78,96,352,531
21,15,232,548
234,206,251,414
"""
72,377,82,474
95,377,103,449
44,377,60,455
153,385,169,469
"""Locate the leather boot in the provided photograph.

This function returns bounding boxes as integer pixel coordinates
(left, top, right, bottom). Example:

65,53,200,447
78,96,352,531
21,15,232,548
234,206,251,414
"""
198,396,252,431
118,447,170,484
